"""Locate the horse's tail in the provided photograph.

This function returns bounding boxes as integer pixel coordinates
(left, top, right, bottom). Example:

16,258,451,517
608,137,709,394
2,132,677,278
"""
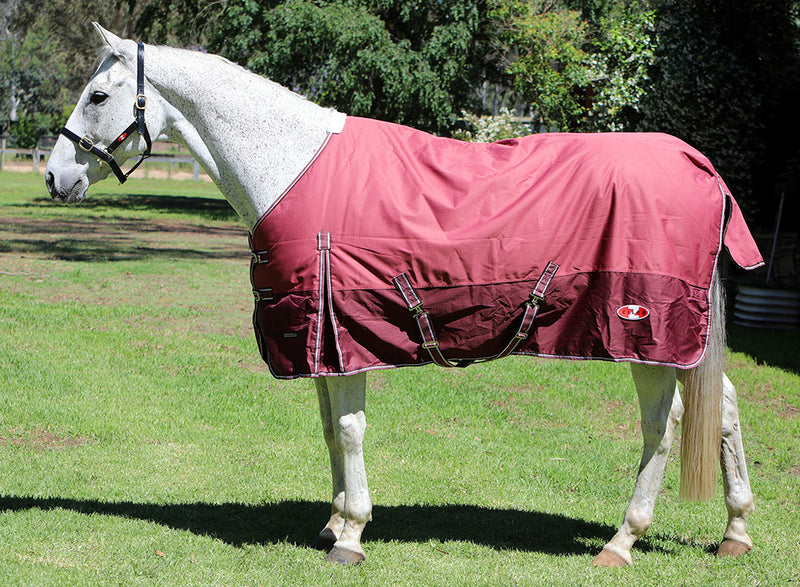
679,273,724,501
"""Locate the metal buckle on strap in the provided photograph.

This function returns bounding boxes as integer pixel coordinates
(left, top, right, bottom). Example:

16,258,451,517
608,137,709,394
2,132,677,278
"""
136,94,147,110
253,288,273,302
251,251,270,264
78,137,94,152
529,292,544,307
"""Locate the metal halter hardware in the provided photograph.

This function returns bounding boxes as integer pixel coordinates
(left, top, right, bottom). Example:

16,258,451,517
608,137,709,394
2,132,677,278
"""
59,42,152,184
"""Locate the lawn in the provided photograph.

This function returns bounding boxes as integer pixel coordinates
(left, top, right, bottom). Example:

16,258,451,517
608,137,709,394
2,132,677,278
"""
0,171,798,585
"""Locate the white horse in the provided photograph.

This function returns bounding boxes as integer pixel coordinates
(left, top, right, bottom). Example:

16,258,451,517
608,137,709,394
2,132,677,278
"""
46,25,755,567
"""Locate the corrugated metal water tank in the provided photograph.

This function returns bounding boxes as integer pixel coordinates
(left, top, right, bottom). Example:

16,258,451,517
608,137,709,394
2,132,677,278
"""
733,285,800,329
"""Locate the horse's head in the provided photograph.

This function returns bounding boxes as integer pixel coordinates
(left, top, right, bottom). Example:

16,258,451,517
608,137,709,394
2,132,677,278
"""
46,24,162,204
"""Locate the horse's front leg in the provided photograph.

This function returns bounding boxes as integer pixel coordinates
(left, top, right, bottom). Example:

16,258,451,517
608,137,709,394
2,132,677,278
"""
312,372,372,564
311,376,346,552
717,373,754,557
594,364,682,567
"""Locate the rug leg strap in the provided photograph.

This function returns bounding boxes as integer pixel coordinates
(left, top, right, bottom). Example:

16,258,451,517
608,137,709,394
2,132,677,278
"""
392,261,558,368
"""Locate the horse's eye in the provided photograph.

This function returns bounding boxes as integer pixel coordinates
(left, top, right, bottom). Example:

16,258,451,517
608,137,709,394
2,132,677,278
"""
89,91,109,105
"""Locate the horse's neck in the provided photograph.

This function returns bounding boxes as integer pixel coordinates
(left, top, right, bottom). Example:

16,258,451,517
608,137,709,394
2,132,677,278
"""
146,45,343,229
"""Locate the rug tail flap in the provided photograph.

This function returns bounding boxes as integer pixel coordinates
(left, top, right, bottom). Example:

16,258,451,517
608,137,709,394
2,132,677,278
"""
723,194,765,270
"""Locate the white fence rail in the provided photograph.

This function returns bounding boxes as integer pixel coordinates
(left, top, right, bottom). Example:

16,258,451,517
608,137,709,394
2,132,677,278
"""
0,137,206,181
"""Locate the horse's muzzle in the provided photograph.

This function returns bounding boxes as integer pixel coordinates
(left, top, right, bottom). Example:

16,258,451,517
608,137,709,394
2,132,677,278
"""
46,170,88,205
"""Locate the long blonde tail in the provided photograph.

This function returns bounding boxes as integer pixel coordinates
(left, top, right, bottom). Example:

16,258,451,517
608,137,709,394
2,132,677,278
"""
680,274,724,501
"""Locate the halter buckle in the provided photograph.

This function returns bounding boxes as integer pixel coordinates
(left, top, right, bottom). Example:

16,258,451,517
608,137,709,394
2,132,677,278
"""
136,94,147,110
78,137,94,152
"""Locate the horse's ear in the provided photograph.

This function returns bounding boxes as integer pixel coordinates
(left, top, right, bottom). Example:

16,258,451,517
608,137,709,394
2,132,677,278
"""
93,22,137,61
93,23,123,49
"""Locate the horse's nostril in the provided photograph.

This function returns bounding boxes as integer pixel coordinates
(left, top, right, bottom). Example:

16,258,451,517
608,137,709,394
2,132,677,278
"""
46,171,55,196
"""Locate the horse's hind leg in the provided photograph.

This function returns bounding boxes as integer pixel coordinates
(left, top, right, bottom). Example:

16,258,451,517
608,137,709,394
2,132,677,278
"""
717,372,754,557
313,372,372,564
594,364,682,567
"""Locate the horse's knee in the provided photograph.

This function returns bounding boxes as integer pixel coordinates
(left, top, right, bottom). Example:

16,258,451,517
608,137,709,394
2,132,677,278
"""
335,411,366,452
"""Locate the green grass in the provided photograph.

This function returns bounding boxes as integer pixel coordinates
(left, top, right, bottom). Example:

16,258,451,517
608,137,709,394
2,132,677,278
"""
1,171,798,585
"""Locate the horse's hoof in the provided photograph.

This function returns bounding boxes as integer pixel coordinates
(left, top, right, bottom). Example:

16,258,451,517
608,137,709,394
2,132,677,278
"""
717,539,752,558
325,546,366,565
310,535,336,552
592,548,630,567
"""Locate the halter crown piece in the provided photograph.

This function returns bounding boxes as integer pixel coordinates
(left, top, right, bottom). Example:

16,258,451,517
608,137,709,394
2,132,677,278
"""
60,42,152,183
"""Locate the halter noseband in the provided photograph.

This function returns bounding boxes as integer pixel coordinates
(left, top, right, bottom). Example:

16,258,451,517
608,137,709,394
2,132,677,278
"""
60,42,152,184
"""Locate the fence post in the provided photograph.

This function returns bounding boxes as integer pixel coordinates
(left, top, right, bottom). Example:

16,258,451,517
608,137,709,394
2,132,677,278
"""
0,136,6,172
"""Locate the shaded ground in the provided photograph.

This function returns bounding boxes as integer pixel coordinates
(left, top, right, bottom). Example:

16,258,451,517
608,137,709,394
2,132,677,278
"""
0,215,247,262
0,193,245,262
0,192,255,340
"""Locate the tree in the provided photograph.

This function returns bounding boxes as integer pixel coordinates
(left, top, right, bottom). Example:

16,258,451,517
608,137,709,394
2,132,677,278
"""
207,0,492,133
487,0,657,133
132,0,223,46
1,0,156,143
637,0,800,224
0,15,69,145
583,6,655,131
489,0,590,131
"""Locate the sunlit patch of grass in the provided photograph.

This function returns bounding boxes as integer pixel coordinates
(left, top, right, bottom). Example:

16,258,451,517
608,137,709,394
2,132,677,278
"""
0,171,798,585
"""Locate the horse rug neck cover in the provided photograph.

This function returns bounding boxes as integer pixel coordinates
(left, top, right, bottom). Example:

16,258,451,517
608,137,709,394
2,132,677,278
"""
250,117,763,379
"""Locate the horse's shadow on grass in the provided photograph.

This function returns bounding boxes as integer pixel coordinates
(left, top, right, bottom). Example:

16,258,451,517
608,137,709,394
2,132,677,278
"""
26,194,240,221
0,496,689,558
0,202,249,263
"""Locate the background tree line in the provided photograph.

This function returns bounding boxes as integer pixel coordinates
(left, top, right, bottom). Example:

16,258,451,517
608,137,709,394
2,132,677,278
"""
2,0,799,227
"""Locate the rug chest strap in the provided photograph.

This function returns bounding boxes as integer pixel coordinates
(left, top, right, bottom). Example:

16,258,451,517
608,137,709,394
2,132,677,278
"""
393,261,558,368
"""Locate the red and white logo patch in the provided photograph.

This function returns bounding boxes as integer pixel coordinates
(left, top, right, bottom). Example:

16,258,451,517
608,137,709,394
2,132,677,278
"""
617,305,650,321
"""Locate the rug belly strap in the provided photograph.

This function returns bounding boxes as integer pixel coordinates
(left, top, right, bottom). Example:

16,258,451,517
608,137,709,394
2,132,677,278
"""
392,262,558,368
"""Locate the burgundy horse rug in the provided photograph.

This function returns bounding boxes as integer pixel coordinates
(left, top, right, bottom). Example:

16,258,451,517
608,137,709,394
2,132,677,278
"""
249,117,763,379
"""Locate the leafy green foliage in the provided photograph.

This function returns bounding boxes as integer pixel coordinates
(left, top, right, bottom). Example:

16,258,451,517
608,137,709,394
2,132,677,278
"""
208,0,490,132
452,108,532,142
583,8,655,131
490,1,591,131
488,1,657,133
0,20,69,145
1,0,154,142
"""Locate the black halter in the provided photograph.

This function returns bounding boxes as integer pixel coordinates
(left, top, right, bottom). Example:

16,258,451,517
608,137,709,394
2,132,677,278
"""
60,42,152,184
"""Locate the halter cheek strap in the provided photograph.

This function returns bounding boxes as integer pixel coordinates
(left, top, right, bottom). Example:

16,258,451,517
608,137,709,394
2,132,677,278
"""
60,42,152,184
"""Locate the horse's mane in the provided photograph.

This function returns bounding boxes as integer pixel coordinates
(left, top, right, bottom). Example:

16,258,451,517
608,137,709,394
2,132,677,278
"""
93,42,313,105
95,43,253,78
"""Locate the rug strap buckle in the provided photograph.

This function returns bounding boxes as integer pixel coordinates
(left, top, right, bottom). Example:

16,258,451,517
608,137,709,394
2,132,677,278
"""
251,250,270,264
253,287,273,302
